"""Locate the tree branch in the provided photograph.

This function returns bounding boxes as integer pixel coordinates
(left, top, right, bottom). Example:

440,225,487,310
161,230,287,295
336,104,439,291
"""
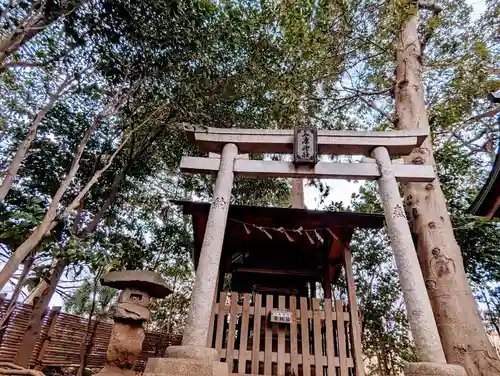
0,75,75,200
356,95,396,124
466,106,500,122
426,62,500,76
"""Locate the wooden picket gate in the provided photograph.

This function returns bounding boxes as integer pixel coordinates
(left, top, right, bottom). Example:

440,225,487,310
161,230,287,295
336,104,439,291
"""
208,292,359,376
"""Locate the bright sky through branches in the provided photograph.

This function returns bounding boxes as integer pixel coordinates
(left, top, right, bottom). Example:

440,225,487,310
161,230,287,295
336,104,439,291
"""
304,0,487,211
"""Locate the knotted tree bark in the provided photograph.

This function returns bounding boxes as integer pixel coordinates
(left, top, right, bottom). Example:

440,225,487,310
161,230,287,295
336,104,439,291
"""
394,2,500,375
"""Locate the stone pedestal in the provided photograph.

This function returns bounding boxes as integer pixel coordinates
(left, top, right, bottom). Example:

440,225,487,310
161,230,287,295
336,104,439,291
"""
144,346,228,376
106,321,144,369
404,362,467,376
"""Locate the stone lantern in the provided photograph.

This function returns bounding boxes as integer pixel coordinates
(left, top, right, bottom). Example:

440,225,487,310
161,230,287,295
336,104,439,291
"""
98,270,172,376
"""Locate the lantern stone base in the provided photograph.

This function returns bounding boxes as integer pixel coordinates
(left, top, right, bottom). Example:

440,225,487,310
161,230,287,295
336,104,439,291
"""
144,346,228,376
404,362,467,376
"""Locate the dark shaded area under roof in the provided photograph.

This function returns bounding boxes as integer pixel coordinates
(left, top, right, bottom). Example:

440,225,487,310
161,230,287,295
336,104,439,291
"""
468,152,500,219
172,200,385,294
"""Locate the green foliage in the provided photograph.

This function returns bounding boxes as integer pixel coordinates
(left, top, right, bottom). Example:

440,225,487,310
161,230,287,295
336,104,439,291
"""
64,280,117,317
0,197,57,251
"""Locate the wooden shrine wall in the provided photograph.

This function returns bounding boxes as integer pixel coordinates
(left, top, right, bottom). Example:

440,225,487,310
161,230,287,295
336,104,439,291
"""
208,292,359,376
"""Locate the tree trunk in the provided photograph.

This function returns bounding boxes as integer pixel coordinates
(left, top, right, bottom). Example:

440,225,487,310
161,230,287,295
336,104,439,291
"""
77,276,98,376
81,320,99,373
0,113,103,291
0,255,34,331
0,84,133,290
14,258,66,367
25,165,127,306
394,5,500,375
24,258,64,305
0,119,41,201
0,8,50,66
0,0,83,69
378,354,385,376
79,168,125,236
0,78,72,201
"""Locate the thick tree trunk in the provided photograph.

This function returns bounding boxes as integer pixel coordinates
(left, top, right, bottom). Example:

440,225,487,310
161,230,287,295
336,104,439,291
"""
14,258,66,367
395,5,500,375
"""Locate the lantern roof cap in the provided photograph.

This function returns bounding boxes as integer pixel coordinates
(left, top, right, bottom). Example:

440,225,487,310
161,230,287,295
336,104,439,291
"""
101,270,172,298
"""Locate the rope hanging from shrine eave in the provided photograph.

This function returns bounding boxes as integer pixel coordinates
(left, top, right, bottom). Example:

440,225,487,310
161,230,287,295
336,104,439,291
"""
227,218,341,244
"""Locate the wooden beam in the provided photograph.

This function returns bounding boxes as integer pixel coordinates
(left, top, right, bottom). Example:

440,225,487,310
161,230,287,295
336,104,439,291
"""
185,125,428,156
180,157,436,182
233,267,317,277
174,200,385,229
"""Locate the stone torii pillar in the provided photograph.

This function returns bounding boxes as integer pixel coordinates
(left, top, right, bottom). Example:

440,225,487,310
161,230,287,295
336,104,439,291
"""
145,143,238,376
372,146,466,376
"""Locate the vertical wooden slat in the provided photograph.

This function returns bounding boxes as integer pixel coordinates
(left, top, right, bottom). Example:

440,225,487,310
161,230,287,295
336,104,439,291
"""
264,295,273,375
335,300,348,376
300,297,311,376
238,293,250,374
312,299,323,376
34,306,60,369
214,292,227,356
344,247,365,376
324,299,336,376
207,289,218,348
277,296,286,376
226,294,238,373
251,294,262,374
289,296,299,375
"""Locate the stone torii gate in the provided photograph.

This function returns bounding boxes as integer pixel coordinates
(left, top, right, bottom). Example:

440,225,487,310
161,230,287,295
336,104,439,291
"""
144,126,466,376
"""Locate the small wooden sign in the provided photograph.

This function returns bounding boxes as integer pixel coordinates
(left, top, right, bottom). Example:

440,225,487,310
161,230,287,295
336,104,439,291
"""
294,127,317,165
269,309,292,324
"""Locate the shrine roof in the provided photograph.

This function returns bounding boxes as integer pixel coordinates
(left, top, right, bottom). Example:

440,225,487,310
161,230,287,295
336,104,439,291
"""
468,151,500,219
172,200,385,270
174,200,384,228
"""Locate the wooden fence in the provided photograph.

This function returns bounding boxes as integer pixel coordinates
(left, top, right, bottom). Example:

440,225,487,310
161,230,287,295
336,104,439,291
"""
208,292,359,376
0,298,182,370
